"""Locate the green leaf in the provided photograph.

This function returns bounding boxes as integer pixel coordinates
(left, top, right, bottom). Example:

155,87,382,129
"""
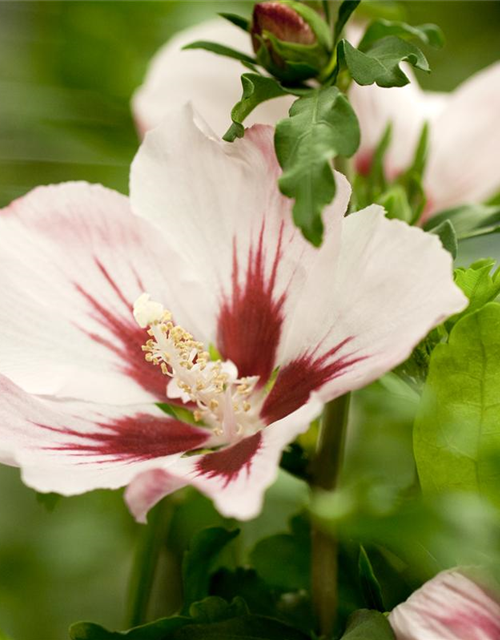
69,599,252,640
359,19,444,51
358,547,385,612
188,597,249,625
275,87,360,245
451,260,500,324
223,74,288,142
182,527,240,612
182,41,257,67
171,614,310,640
429,219,457,259
339,37,430,88
249,514,310,591
423,203,500,240
414,303,500,504
69,616,191,640
311,482,500,581
334,1,362,44
250,537,309,592
218,12,250,32
340,610,395,639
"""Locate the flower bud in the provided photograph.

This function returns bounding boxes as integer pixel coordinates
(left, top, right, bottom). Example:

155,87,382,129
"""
251,1,332,83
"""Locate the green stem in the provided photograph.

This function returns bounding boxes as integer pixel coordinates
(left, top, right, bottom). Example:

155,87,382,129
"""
127,499,173,628
310,393,351,639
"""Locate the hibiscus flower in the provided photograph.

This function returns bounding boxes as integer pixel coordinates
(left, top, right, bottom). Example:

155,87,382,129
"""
133,18,500,219
0,106,466,522
389,569,500,640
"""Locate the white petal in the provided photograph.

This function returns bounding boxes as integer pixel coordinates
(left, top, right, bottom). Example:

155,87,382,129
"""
0,374,210,497
163,396,323,521
425,62,500,214
389,569,500,640
262,206,467,422
0,182,200,404
132,19,293,137
131,105,351,386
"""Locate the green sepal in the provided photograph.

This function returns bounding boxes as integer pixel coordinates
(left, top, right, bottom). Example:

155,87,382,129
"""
275,86,360,246
359,19,444,51
279,0,333,50
377,185,413,224
339,37,430,88
334,1,362,44
256,32,329,82
218,12,250,32
414,303,500,504
182,41,257,68
223,73,288,142
429,219,458,259
340,609,395,639
424,203,500,240
156,402,198,425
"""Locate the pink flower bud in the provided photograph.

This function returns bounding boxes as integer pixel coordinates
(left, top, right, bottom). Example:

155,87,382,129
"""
252,1,317,49
250,1,331,82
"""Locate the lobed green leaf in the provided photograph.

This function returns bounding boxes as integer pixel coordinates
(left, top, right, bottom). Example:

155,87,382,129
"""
70,597,309,640
275,86,360,245
339,37,430,88
359,19,444,51
450,259,500,325
223,74,288,142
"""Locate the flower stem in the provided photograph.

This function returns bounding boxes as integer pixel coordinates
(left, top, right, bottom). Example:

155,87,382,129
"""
127,499,173,628
310,393,351,638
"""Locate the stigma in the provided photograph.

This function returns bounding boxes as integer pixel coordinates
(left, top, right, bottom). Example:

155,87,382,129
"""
133,294,259,442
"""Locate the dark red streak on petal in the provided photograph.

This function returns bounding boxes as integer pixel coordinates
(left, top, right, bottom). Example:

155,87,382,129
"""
196,432,262,488
74,258,167,401
261,338,366,424
37,414,208,463
217,222,286,386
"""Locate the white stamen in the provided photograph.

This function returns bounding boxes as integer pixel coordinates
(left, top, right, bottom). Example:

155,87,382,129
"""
133,294,260,443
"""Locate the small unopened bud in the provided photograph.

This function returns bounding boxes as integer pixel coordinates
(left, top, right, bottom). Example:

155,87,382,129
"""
252,1,316,48
251,0,331,83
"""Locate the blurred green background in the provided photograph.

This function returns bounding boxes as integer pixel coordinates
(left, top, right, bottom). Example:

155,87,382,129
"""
0,2,499,638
